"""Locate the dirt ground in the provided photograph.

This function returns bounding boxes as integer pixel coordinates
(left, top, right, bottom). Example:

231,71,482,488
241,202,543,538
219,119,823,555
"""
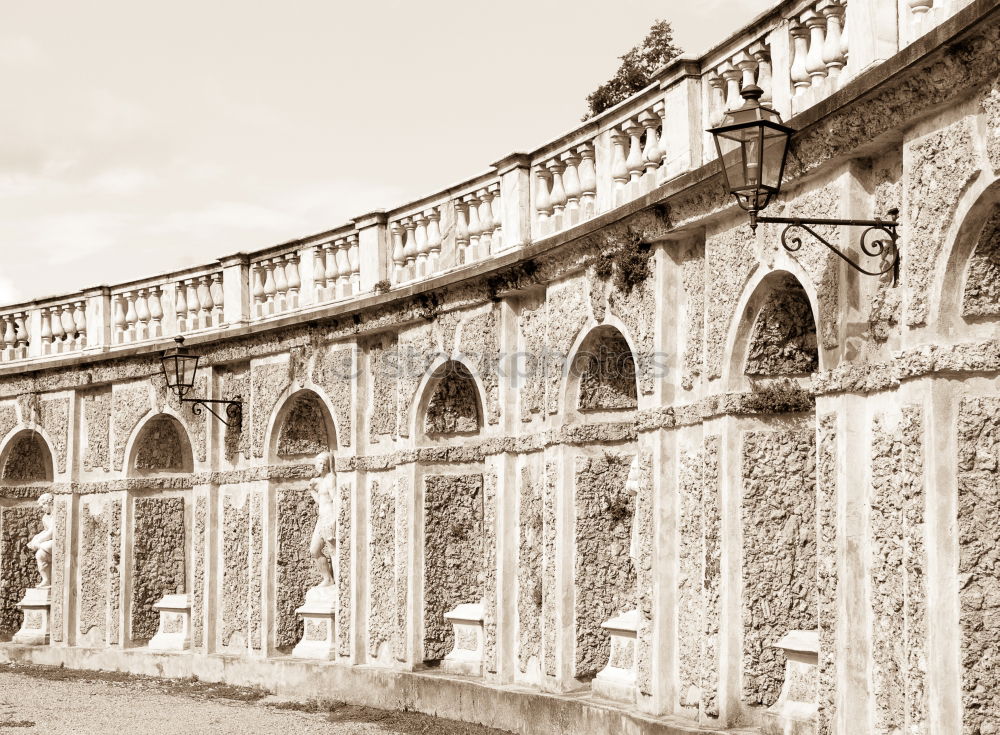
0,662,514,735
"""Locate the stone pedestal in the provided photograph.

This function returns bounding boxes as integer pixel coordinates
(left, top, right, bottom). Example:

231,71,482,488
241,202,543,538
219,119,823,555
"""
763,630,819,735
13,587,50,646
441,602,485,676
593,609,639,703
148,594,192,651
292,585,337,660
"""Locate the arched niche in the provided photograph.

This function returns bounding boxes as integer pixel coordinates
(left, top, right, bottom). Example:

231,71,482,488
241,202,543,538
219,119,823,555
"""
569,325,638,413
0,430,54,483
733,271,819,382
416,360,484,442
127,414,194,477
268,389,336,462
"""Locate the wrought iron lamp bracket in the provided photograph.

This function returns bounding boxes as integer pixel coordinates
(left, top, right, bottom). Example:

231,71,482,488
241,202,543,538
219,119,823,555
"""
182,396,243,429
753,209,901,285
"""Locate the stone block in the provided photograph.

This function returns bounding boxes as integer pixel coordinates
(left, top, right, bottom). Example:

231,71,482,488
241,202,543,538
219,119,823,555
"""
148,594,191,652
763,629,819,735
441,602,484,676
292,585,337,660
13,587,50,646
592,608,638,703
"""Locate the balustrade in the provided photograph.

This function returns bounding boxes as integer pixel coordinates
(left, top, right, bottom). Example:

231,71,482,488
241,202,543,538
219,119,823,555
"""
788,1,850,111
0,310,29,361
251,253,303,317
706,41,774,130
175,272,224,332
112,286,166,345
37,300,86,354
390,201,450,281
312,234,360,303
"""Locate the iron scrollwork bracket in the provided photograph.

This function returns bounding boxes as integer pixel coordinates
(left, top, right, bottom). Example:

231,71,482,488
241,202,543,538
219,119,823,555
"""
182,396,243,429
755,208,901,285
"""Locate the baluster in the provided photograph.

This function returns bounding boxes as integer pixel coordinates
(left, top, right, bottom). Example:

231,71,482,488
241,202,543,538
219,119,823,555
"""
14,313,28,355
535,167,552,230
414,212,429,277
186,279,201,328
707,71,726,125
488,186,502,250
285,254,300,308
561,150,582,219
148,286,163,338
174,282,188,332
908,0,933,36
610,130,629,203
546,159,567,226
57,304,73,349
323,242,337,296
624,118,644,195
465,194,482,262
1,315,13,359
578,142,597,214
347,235,360,291
196,276,211,329
135,288,150,341
734,50,758,92
390,223,406,281
424,210,441,275
273,257,288,312
123,292,137,343
209,274,224,323
720,62,742,112
247,264,261,317
803,9,829,85
402,218,418,276
477,189,493,257
821,1,846,80
262,261,276,314
73,300,87,347
336,241,351,295
40,308,53,353
790,23,811,94
639,109,663,182
454,200,470,265
314,246,328,299
840,9,849,70
750,43,773,105
654,103,669,180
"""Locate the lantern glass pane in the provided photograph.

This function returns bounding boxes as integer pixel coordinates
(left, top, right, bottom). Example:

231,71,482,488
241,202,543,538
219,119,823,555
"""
761,126,790,190
179,355,199,389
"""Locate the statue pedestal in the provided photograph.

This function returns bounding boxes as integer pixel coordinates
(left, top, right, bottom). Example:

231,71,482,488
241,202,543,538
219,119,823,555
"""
441,602,485,676
148,594,192,651
292,585,337,660
763,630,819,735
13,587,50,646
593,609,639,703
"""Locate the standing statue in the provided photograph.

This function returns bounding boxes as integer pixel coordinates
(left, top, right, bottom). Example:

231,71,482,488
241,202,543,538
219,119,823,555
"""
308,451,338,587
624,456,640,575
27,493,53,588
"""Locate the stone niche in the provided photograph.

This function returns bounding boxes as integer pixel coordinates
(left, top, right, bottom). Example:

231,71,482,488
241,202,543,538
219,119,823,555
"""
962,205,1000,318
133,416,191,474
131,496,185,644
0,504,44,640
423,473,484,663
572,326,638,412
275,392,330,458
574,455,636,680
744,274,818,377
424,363,481,436
1,432,52,483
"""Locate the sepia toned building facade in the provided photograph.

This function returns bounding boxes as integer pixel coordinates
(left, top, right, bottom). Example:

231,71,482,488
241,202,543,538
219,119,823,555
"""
0,0,998,733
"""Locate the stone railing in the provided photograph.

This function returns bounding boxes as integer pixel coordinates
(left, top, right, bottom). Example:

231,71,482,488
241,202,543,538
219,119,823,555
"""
0,0,974,367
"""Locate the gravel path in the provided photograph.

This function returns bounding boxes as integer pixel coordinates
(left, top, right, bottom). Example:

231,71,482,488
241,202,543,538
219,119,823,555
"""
0,663,513,735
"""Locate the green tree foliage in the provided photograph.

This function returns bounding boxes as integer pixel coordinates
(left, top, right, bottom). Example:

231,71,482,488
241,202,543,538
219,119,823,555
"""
584,20,682,119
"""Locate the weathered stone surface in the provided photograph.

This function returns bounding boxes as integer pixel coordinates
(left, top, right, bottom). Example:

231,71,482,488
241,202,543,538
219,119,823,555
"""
608,256,656,395
517,466,542,674
39,397,69,474
192,495,207,649
249,491,263,650
958,397,1000,735
744,274,818,377
78,501,109,638
50,498,66,642
962,205,1000,318
82,389,111,473
982,78,1000,172
368,337,398,442
547,278,590,415
635,450,653,695
131,496,185,642
543,461,557,678
368,477,395,658
222,493,250,649
423,473,483,662
681,250,705,391
678,449,704,710
275,488,316,650
312,347,353,447
573,454,635,679
517,294,547,422
221,364,251,462
905,118,979,326
393,475,408,661
575,327,638,411
816,414,837,735
741,430,817,707
133,417,188,472
424,364,480,435
276,393,330,457
461,308,501,425
702,437,721,718
111,383,152,472
0,505,42,637
252,363,291,458
396,324,435,440
705,224,757,380
336,480,352,658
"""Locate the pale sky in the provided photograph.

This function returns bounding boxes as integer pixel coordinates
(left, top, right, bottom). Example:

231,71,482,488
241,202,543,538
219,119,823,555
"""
0,0,775,305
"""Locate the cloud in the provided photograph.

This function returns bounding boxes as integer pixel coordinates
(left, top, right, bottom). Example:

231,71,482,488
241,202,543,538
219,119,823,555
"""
0,37,41,67
88,168,158,195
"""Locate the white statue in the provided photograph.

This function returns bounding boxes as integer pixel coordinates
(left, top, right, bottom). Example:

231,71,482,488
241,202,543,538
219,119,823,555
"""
308,451,338,587
624,457,640,573
26,493,53,588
